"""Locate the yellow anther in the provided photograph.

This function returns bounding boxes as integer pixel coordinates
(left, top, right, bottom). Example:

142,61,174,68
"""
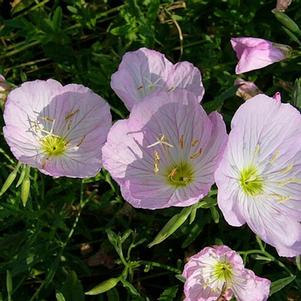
190,148,202,160
65,109,79,121
168,167,177,179
277,177,301,186
179,135,184,149
279,164,293,174
191,139,199,147
270,193,290,203
154,162,159,174
269,149,280,164
41,116,54,122
154,151,160,161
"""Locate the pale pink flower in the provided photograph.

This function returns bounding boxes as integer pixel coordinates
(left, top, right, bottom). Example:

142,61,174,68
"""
102,90,227,209
111,47,204,110
183,245,271,301
231,37,291,74
215,94,301,256
3,79,112,178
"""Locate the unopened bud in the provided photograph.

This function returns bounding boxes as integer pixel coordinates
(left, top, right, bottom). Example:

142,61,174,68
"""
235,79,262,100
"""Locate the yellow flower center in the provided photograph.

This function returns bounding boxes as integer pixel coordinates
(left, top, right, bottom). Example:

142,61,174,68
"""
165,162,194,188
41,135,67,156
213,261,233,282
240,165,263,196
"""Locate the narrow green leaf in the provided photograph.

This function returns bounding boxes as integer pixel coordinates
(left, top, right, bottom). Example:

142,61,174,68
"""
0,162,21,196
282,26,301,46
55,292,66,301
197,197,217,209
292,78,301,109
181,222,204,248
52,7,63,30
21,167,31,207
210,206,220,223
85,278,120,295
16,165,26,188
175,274,185,283
158,285,178,301
6,270,12,301
270,275,296,295
120,279,141,297
273,11,301,37
148,206,192,248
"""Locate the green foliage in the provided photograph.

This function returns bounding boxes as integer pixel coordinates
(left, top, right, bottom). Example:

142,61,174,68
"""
0,0,301,300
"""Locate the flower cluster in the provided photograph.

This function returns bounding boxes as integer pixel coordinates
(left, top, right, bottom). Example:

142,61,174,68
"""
1,37,298,299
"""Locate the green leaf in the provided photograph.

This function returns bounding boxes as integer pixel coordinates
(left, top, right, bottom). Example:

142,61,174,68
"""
175,274,185,283
158,285,178,301
60,271,84,301
120,279,141,297
6,270,12,301
210,206,220,223
0,162,21,196
21,167,31,207
292,78,301,109
85,278,120,295
270,275,296,295
56,292,66,301
273,11,301,37
52,7,63,30
148,206,192,247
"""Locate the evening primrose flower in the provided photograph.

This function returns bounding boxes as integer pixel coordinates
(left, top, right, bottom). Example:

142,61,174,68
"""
3,79,112,178
111,47,204,110
231,37,291,74
183,245,270,301
215,94,301,256
102,90,227,209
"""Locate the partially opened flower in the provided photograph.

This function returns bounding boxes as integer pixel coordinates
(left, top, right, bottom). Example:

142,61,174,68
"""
215,94,301,256
4,79,112,178
183,245,270,301
231,37,291,74
111,47,204,110
102,90,227,209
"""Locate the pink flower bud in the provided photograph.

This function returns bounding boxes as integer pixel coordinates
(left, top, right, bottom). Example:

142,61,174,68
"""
231,37,291,74
273,91,281,103
275,0,292,12
235,78,262,100
0,75,13,105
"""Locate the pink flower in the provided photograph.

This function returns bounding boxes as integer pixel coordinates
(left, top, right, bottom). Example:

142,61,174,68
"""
182,245,271,301
3,79,112,178
102,90,227,209
111,47,204,110
231,37,291,74
215,94,301,256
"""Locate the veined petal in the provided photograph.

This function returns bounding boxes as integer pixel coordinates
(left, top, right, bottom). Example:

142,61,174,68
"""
103,90,226,209
4,79,112,178
232,269,270,301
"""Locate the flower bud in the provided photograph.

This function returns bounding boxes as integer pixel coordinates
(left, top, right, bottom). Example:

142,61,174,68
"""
235,79,262,100
231,37,292,74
